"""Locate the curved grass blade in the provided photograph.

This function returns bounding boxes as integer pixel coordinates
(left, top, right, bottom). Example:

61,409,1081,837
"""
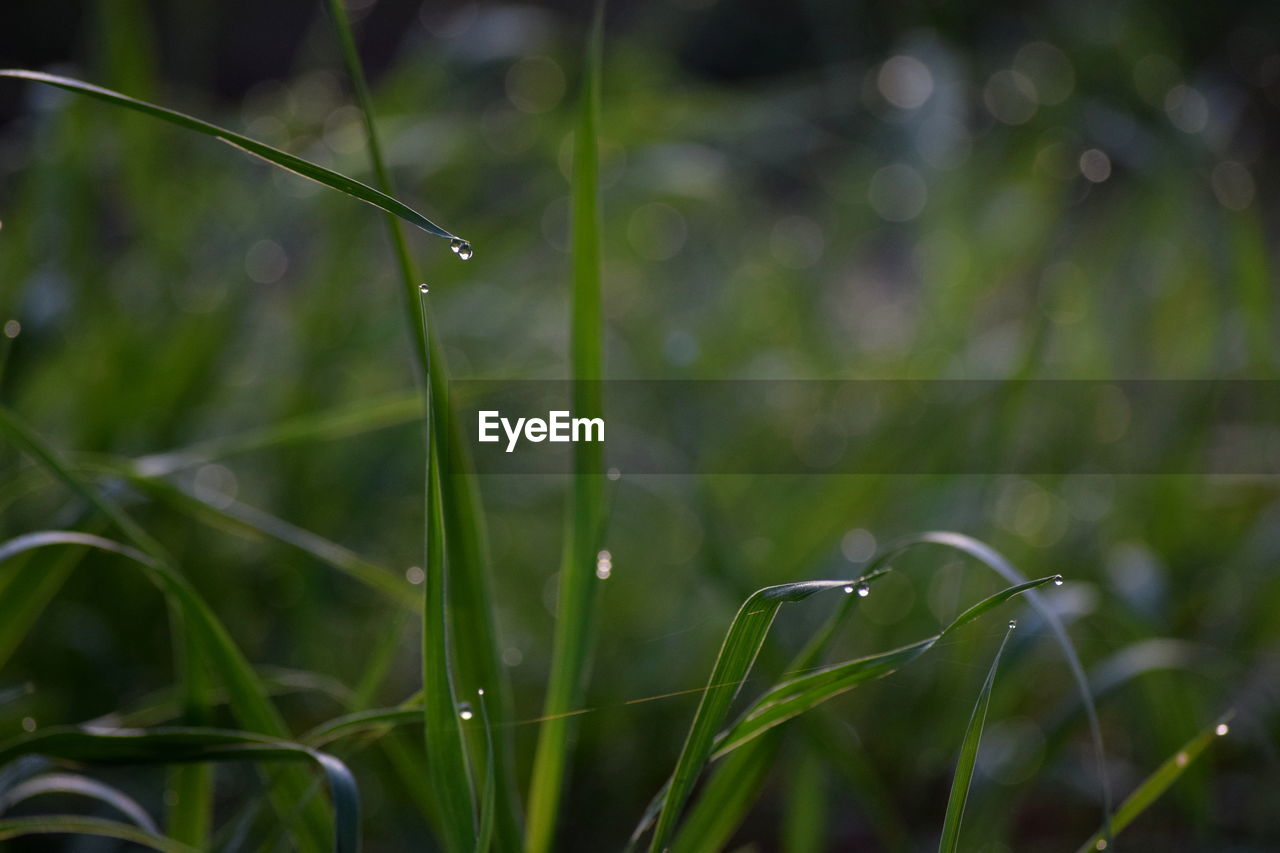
0,726,361,853
879,532,1112,836
474,690,496,853
0,529,330,848
0,815,196,852
661,569,878,852
1074,712,1234,853
939,620,1015,852
647,574,886,853
526,12,608,851
0,772,158,832
0,70,460,240
712,576,1056,759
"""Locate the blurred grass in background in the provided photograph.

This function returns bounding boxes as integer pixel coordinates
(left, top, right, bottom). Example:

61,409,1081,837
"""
2,0,1278,849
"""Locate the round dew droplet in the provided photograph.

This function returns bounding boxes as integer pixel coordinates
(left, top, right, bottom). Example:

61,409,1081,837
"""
456,242,474,261
856,582,871,598
1053,574,1064,586
843,585,855,595
450,238,463,254
458,703,474,721
1008,618,1018,629
419,283,430,294
1215,723,1229,736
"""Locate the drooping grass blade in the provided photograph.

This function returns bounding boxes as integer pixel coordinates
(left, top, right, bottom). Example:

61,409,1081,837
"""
938,619,1015,852
0,70,461,241
526,9,607,852
0,527,331,849
712,576,1057,759
0,726,361,853
0,816,196,852
0,772,159,832
647,576,886,853
1073,712,1234,853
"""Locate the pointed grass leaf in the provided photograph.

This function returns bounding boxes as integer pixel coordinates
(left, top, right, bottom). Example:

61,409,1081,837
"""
938,620,1015,852
0,70,461,241
526,7,608,853
0,726,361,853
0,815,197,852
1074,712,1234,853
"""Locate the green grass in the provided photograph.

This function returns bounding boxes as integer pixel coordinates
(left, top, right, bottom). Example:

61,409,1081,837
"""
0,3,1266,851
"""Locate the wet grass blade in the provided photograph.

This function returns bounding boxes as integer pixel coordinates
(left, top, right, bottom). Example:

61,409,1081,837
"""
713,576,1057,759
883,531,1111,837
526,9,607,852
939,620,1015,852
419,299,477,853
324,0,519,845
0,726,361,853
0,70,461,240
662,571,876,852
0,772,159,832
0,816,196,852
1073,712,1234,853
647,575,886,853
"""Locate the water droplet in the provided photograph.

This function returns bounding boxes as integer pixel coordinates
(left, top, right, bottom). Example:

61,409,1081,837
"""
843,585,855,594
856,582,870,597
450,238,463,253
419,283,430,294
1175,751,1188,767
1008,618,1018,630
405,566,425,585
458,703,474,721
1215,723,1229,736
477,688,485,696
1095,842,1107,851
456,242,474,261
1053,574,1064,586
21,717,36,733
595,549,612,580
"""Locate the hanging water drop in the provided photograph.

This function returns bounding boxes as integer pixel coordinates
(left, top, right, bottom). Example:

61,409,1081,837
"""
595,549,612,580
458,703,474,721
856,582,870,597
1053,574,1064,586
843,585,855,594
419,283,430,294
450,238,463,254
1215,723,1229,736
1008,618,1018,630
456,241,474,261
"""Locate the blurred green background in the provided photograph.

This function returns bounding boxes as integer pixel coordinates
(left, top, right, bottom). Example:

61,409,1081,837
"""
2,0,1278,849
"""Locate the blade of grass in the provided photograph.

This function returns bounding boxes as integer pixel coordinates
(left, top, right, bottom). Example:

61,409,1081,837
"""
781,747,826,853
0,70,462,240
0,772,159,832
0,815,196,852
647,574,887,853
713,576,1057,759
938,619,1015,852
131,393,422,477
0,525,331,849
1074,712,1234,853
322,1,519,847
0,726,361,853
526,9,607,852
418,294,477,852
664,568,877,853
878,531,1112,838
